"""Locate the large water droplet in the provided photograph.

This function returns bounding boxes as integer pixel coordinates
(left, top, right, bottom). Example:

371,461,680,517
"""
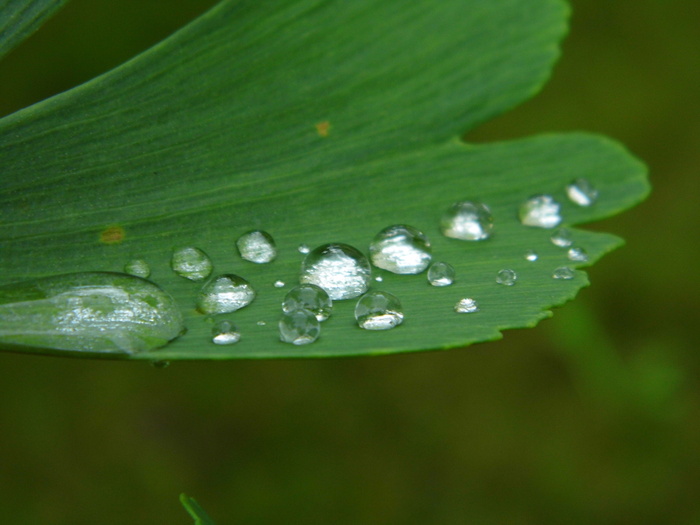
355,291,404,330
124,259,150,278
566,178,598,206
237,230,277,264
427,262,455,286
0,272,184,354
282,284,333,322
524,250,539,262
197,274,256,314
518,195,562,228
369,224,431,274
496,269,517,286
300,243,371,300
567,246,589,262
279,309,320,345
454,298,479,313
211,319,241,345
550,228,573,247
171,247,213,281
552,266,575,280
440,201,494,241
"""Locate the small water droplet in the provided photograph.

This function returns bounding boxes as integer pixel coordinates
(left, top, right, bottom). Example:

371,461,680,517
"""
375,276,383,282
300,243,371,300
211,319,241,345
566,178,598,206
197,274,256,314
171,247,213,281
552,266,575,280
273,280,285,288
237,230,277,264
0,272,185,354
518,195,562,228
550,228,573,247
567,247,589,262
524,250,539,262
123,259,150,278
369,224,431,274
427,262,455,286
298,244,310,254
355,291,404,330
440,201,494,241
256,320,266,326
282,284,333,322
454,298,479,313
496,269,517,286
279,309,320,345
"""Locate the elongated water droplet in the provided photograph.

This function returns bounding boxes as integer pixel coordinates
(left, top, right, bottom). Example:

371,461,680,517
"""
369,224,431,274
282,284,333,322
273,280,286,288
197,274,255,314
552,266,575,280
496,269,517,286
237,230,277,264
550,228,573,248
566,178,598,206
279,309,320,345
300,243,371,300
524,250,539,262
0,272,184,354
124,259,150,278
256,320,266,326
211,319,241,345
375,276,383,282
440,201,494,240
171,247,213,281
454,298,479,313
567,246,589,262
518,195,562,228
427,262,455,286
355,291,404,330
298,244,310,254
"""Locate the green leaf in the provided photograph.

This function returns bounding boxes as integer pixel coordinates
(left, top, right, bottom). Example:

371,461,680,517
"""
180,494,217,525
0,0,649,360
0,0,69,60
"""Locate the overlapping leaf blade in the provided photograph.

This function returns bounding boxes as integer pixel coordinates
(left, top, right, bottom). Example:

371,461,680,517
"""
0,0,69,59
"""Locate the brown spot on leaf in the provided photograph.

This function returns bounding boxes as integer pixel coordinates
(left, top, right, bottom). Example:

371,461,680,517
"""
100,225,125,245
315,121,331,137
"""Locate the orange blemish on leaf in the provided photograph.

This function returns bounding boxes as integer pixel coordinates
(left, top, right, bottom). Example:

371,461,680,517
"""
315,121,331,137
100,225,125,245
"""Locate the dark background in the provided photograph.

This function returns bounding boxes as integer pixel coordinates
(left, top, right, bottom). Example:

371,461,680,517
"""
0,1,698,523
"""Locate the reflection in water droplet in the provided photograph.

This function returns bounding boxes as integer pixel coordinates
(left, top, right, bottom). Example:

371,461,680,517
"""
550,228,573,247
298,244,310,254
0,272,184,354
518,195,562,228
427,262,455,286
124,259,150,278
566,178,598,206
524,250,539,262
197,274,255,314
496,269,517,286
440,201,494,240
567,246,589,262
300,243,371,300
355,291,404,330
211,319,241,345
369,224,432,274
171,247,213,281
282,284,333,322
279,309,320,345
552,266,575,280
273,280,285,288
454,298,479,313
237,230,277,263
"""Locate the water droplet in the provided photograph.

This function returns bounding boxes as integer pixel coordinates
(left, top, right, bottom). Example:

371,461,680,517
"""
524,250,539,262
566,178,598,206
300,243,371,300
553,266,575,280
211,319,241,345
355,291,404,330
369,224,431,274
123,259,150,278
518,195,562,228
298,244,310,254
454,298,479,313
567,247,589,262
496,269,517,286
273,280,286,288
256,320,266,326
171,247,213,281
150,360,170,369
237,230,277,264
550,228,573,247
375,276,383,282
440,201,494,241
427,262,455,286
0,272,185,354
279,309,320,345
197,274,256,314
282,284,333,322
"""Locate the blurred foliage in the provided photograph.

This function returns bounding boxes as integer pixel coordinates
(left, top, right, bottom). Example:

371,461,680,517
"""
0,0,698,523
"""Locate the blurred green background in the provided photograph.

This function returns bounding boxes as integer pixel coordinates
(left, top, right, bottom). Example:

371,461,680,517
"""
0,0,698,523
